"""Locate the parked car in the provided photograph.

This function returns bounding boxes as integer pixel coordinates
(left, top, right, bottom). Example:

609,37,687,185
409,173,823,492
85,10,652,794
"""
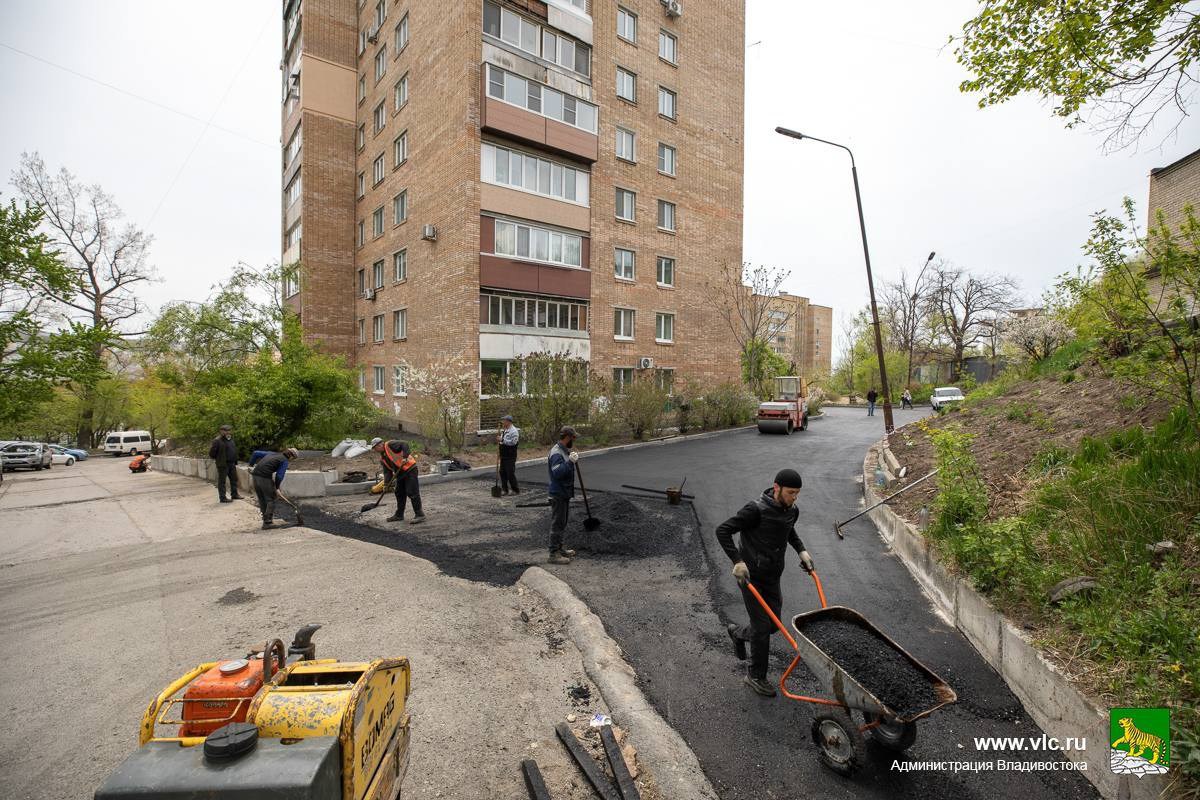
1,442,53,471
930,386,966,411
46,444,80,466
104,430,153,456
53,444,89,461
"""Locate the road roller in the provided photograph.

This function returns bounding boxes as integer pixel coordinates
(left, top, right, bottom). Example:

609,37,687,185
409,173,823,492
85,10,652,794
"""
95,625,411,800
757,376,809,434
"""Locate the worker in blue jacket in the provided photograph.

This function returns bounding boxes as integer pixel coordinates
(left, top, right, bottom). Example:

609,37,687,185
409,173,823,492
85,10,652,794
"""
546,426,579,564
248,447,297,529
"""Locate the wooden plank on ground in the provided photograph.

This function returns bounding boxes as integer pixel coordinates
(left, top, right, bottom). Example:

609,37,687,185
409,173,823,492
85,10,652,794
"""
521,759,553,800
600,725,641,800
554,722,619,800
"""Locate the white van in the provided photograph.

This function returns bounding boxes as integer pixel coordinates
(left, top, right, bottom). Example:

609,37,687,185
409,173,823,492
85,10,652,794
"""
104,430,153,456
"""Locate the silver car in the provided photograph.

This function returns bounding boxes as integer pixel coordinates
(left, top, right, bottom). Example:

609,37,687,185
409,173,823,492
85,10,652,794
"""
1,442,54,471
930,386,966,411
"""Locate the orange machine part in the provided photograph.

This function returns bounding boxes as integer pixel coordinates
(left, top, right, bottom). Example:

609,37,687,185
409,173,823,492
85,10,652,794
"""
179,658,271,738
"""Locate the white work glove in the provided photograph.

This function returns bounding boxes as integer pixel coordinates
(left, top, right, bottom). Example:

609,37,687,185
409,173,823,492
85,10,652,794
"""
568,451,580,463
799,550,815,572
732,561,750,584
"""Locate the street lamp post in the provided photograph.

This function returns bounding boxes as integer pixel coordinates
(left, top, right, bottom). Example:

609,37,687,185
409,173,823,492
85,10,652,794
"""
775,126,895,433
906,250,936,388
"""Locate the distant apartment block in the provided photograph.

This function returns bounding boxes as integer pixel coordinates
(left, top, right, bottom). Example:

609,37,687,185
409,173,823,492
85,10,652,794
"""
279,0,745,430
765,292,833,379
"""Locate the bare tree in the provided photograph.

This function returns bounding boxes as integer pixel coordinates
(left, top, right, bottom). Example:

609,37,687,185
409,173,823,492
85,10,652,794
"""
707,261,794,393
881,258,939,387
1006,313,1072,361
929,263,1020,380
13,152,155,445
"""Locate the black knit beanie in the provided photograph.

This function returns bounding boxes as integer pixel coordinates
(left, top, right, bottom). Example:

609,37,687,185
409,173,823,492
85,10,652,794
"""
774,468,803,489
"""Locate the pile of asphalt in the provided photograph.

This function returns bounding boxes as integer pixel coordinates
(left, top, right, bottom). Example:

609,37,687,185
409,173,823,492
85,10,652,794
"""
797,617,939,717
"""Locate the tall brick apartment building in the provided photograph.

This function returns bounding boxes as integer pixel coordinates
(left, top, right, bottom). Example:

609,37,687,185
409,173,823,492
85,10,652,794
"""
280,0,744,430
766,292,833,379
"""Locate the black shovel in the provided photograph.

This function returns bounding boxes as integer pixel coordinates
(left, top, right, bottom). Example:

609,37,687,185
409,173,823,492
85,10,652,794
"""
574,460,601,532
491,448,503,498
275,489,305,525
359,480,393,514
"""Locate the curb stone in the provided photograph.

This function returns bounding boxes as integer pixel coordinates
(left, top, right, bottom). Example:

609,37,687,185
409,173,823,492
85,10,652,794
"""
518,566,719,800
861,438,1164,800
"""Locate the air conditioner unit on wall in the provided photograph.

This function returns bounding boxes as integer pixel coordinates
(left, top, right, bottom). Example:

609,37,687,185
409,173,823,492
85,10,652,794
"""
365,288,376,301
421,224,437,241
367,24,379,43
663,0,682,17
638,357,654,370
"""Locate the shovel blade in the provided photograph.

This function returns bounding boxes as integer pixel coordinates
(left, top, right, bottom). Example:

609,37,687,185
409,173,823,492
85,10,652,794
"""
583,517,601,531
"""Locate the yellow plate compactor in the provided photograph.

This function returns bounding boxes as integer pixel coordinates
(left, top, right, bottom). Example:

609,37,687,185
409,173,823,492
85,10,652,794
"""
95,625,411,800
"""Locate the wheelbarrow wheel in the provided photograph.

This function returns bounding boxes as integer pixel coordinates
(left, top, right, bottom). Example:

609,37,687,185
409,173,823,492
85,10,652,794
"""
863,711,918,751
811,708,865,776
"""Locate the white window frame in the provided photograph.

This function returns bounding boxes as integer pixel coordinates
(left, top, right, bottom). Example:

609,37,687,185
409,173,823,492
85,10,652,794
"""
616,127,636,162
492,218,583,268
394,13,408,52
373,101,386,134
485,64,598,133
614,248,635,281
392,308,408,340
357,318,366,344
393,248,407,282
356,172,365,198
358,74,366,103
657,142,676,176
372,314,385,343
482,292,586,332
393,363,408,395
657,199,676,232
374,45,387,82
656,255,675,287
659,29,677,64
393,190,407,224
616,67,636,103
655,312,674,343
372,259,384,289
373,153,385,185
543,28,592,78
614,307,635,340
394,73,408,110
393,131,407,166
481,141,590,206
612,367,634,393
285,171,302,207
373,364,386,394
357,124,366,150
356,220,365,248
284,123,302,167
359,368,366,390
372,206,384,237
658,86,677,120
617,6,637,42
615,187,635,222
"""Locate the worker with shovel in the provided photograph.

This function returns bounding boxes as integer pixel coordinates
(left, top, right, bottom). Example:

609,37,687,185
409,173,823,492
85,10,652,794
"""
370,438,426,525
546,426,580,564
717,468,815,697
498,415,520,495
248,447,298,530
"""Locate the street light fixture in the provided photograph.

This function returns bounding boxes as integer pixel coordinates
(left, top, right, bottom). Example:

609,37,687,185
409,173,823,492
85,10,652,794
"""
775,126,895,433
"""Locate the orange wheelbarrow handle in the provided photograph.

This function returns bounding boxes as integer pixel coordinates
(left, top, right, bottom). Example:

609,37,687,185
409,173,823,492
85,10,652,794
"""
744,571,842,706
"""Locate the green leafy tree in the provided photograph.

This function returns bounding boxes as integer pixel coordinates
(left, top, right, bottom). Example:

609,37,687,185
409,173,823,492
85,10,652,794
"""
128,375,173,452
955,1,1200,149
408,355,477,456
740,338,792,399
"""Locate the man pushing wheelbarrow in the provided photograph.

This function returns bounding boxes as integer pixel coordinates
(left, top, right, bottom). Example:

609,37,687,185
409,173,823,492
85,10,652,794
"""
717,467,814,697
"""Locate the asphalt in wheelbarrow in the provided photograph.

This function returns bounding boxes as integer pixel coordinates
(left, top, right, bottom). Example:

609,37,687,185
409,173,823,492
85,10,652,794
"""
798,617,939,718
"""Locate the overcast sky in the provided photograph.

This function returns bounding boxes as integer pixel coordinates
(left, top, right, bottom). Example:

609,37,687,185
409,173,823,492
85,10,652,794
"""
1,1,1196,359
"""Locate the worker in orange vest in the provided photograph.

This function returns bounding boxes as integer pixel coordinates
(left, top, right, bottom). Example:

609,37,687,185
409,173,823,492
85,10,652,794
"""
370,438,425,525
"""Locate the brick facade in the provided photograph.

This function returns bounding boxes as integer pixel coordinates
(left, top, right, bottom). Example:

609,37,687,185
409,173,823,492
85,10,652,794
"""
1147,147,1200,234
765,293,833,380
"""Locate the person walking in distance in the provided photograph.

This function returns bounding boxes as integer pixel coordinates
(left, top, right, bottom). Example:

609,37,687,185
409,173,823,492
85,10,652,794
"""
208,424,241,503
248,447,297,529
371,438,425,525
498,415,520,495
717,468,815,697
866,387,878,417
901,388,913,410
546,426,580,565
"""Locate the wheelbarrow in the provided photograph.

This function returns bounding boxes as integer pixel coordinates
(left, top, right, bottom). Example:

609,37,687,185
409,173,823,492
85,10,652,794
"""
745,573,956,775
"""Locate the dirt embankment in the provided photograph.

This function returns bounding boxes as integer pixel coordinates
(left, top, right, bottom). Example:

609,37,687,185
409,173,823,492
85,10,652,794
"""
885,370,1170,524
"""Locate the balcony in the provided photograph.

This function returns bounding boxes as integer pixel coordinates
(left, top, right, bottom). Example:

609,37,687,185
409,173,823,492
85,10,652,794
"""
479,215,590,299
481,64,598,163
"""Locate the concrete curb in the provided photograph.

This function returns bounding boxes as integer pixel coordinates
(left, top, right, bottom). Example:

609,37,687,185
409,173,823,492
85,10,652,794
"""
861,439,1164,800
518,566,719,800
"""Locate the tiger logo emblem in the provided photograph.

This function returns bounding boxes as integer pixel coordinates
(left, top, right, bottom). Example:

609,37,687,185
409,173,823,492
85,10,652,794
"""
1112,717,1164,764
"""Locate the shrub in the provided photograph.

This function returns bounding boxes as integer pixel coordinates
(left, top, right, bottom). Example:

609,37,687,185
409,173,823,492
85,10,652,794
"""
506,353,592,445
407,357,477,456
618,376,670,440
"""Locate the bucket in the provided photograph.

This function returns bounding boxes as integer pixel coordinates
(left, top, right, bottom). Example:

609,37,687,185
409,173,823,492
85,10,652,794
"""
665,487,682,505
436,460,451,476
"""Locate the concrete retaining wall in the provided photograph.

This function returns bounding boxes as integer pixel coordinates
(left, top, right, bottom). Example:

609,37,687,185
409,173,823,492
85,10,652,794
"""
150,455,340,499
862,441,1164,800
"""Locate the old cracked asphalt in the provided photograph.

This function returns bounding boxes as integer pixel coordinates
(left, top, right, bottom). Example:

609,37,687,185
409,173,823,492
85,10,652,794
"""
508,406,1099,800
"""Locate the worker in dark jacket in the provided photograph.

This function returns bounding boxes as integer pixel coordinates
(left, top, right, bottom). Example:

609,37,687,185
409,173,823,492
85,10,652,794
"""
498,415,520,495
546,426,579,564
716,468,815,697
370,437,425,525
248,447,297,529
208,424,241,503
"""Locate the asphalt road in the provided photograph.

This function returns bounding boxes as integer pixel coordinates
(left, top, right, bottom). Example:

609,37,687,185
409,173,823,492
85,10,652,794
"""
513,406,1098,799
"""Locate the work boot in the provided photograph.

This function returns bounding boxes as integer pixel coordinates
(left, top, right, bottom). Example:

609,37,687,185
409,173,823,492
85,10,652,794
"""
219,498,231,503
501,489,510,496
409,514,426,525
512,488,521,495
386,513,404,522
261,520,274,530
547,550,572,565
727,624,747,661
230,494,242,500
743,675,777,697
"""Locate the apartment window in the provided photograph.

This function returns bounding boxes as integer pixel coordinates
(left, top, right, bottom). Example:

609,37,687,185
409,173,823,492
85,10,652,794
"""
616,127,636,162
656,256,675,286
394,13,408,52
394,73,408,110
558,0,588,11
284,171,302,207
655,312,674,343
493,219,583,267
393,131,407,166
485,64,598,133
543,29,591,77
373,364,385,393
392,308,407,339
657,199,676,232
372,206,384,237
658,86,677,119
616,67,636,102
283,269,299,298
393,364,408,395
615,187,635,222
373,101,386,134
481,359,512,396
284,220,302,252
614,248,635,280
374,0,386,28
656,368,674,394
613,367,634,392
393,190,407,224
372,314,385,342
372,259,384,289
357,220,365,247
484,1,539,56
614,308,635,340
358,368,365,389
358,74,366,103
373,153,385,185
483,292,586,332
356,172,365,198
617,7,636,42
659,29,677,64
357,318,366,344
357,124,365,150
657,143,676,176
284,124,302,167
374,45,388,82
393,248,407,281
481,142,590,205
